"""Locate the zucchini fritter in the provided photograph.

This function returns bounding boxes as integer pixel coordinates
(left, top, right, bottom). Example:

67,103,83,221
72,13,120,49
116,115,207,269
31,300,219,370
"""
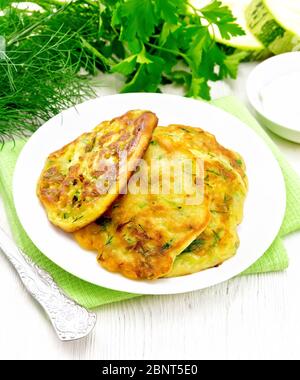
74,126,211,280
156,126,248,277
167,159,247,277
37,110,158,232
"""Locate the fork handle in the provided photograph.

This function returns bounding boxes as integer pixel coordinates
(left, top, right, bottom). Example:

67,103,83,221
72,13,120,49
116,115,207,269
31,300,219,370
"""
0,227,96,341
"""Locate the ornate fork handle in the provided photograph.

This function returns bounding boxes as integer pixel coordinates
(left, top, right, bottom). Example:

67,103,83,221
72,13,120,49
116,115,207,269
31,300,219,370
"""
0,227,96,341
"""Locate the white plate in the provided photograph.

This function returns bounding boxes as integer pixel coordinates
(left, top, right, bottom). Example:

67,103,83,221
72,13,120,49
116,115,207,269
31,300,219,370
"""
13,93,286,295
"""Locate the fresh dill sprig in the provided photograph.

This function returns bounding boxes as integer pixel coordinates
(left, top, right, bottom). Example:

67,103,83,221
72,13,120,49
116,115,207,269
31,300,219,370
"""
0,2,96,143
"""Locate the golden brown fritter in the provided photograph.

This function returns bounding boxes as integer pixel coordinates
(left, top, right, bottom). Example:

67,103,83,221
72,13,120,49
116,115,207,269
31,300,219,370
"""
74,126,211,280
159,127,248,277
37,110,158,232
167,159,247,277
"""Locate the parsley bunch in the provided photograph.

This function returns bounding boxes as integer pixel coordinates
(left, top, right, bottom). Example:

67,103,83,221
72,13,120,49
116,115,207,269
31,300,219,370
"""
109,0,246,98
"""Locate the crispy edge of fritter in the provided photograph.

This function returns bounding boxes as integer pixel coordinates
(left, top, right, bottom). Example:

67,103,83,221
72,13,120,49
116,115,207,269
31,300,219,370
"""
37,110,158,232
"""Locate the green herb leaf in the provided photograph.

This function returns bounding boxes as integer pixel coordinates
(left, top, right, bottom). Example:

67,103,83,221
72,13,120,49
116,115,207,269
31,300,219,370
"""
200,0,246,40
121,54,165,93
162,239,174,251
184,238,205,253
221,51,249,79
111,55,137,75
154,0,182,24
212,230,222,246
105,236,113,246
118,0,157,41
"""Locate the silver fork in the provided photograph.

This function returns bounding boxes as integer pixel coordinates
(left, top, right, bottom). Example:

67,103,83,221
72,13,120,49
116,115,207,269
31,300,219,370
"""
0,226,97,341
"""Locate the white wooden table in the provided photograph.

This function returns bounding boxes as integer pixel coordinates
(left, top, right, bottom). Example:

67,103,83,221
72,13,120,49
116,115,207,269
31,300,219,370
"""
1,63,300,360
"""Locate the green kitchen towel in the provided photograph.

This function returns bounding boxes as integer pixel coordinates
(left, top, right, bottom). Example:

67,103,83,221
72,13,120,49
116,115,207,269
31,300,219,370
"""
0,96,299,309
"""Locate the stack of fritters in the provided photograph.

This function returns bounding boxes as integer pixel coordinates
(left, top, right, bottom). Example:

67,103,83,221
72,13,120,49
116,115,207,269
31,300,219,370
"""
38,111,248,280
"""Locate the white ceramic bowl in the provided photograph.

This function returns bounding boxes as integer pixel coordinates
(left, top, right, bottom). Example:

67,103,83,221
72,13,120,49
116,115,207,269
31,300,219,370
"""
247,52,300,143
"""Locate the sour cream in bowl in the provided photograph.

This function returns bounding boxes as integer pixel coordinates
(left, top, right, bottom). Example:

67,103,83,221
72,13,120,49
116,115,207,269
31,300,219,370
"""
247,52,300,143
